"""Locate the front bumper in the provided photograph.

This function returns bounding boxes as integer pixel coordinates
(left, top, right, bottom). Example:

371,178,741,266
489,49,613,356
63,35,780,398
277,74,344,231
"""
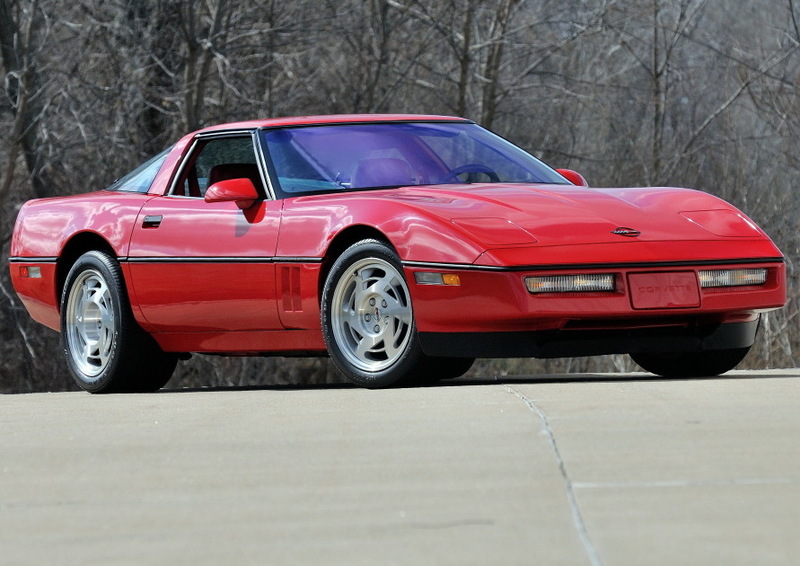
406,257,785,357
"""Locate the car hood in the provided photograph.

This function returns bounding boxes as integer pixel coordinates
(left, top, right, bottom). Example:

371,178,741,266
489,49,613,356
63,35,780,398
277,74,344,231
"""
370,183,769,247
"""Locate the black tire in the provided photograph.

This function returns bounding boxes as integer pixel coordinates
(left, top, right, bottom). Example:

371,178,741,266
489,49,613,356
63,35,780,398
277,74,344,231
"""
630,347,750,378
60,250,178,393
321,239,426,388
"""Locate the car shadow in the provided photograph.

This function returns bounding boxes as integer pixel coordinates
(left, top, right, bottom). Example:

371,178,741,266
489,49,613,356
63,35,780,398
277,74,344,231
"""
157,369,797,394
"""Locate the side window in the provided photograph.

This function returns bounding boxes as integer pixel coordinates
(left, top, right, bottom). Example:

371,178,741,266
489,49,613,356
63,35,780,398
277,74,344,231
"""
174,136,264,197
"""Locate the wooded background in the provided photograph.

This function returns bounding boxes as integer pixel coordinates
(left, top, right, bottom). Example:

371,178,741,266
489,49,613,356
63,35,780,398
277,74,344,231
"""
1,0,798,392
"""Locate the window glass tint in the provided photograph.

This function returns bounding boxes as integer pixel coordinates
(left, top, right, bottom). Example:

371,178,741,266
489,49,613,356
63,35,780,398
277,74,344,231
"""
107,146,172,193
262,122,567,196
175,136,263,197
195,138,256,180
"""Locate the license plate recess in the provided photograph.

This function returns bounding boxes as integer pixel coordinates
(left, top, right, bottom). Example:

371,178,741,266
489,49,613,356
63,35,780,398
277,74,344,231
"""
628,272,700,310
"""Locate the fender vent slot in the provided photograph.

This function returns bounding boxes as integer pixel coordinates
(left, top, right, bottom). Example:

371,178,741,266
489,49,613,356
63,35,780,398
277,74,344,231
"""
281,266,303,312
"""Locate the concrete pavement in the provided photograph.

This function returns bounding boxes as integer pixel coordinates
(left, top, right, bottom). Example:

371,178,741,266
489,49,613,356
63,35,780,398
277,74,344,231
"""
1,369,798,565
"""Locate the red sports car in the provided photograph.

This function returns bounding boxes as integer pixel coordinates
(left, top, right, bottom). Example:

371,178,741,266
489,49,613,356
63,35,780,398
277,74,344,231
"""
8,114,787,392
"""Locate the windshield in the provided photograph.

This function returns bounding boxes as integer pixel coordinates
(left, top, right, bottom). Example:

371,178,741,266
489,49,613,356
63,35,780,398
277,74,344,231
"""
261,122,567,196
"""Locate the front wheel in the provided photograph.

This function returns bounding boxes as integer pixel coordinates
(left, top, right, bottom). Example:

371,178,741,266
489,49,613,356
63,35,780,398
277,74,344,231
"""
630,347,750,378
321,240,426,388
61,250,177,393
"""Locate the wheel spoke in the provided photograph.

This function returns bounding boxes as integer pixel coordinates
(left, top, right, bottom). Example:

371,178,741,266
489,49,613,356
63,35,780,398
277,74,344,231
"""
363,272,393,297
99,304,114,332
81,341,96,365
96,332,112,366
349,273,367,302
337,281,359,319
354,332,382,360
74,318,90,346
381,327,404,360
339,306,361,330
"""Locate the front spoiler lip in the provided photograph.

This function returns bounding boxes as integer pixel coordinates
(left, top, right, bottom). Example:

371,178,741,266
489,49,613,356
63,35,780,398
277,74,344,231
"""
418,319,760,359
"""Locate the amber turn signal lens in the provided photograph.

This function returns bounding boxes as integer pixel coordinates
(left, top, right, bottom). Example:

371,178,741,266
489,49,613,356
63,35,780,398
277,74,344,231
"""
442,273,461,286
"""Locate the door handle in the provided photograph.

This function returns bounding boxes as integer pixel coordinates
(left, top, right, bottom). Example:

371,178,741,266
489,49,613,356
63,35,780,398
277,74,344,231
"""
142,215,163,228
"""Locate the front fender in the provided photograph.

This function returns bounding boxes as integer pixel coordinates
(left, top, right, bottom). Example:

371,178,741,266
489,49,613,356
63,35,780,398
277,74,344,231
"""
276,194,488,264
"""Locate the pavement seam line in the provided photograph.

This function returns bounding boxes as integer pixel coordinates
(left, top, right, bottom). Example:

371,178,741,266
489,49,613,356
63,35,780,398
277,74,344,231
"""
503,384,603,566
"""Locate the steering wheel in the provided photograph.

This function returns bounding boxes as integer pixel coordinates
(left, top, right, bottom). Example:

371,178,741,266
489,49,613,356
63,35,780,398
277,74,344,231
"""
440,163,500,183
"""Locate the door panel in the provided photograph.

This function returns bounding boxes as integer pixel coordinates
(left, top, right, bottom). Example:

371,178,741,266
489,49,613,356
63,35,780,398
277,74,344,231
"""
127,197,282,332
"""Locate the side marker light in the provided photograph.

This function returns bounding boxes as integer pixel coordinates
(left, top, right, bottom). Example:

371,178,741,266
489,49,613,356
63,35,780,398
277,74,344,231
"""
19,266,42,279
414,272,461,286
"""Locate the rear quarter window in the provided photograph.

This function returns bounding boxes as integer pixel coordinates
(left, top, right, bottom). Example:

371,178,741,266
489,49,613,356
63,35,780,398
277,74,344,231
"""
107,146,173,193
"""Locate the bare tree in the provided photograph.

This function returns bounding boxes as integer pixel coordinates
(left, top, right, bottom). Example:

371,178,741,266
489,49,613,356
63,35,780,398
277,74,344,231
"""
0,0,59,201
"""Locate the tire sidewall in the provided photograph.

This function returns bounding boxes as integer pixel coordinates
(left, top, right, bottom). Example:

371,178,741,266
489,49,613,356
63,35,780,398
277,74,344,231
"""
321,240,424,388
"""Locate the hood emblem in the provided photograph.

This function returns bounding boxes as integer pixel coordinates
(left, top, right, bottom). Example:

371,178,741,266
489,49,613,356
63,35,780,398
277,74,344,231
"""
612,227,641,237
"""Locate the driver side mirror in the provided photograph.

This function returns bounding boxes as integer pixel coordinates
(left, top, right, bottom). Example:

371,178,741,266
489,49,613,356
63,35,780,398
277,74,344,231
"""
205,178,258,210
556,169,589,187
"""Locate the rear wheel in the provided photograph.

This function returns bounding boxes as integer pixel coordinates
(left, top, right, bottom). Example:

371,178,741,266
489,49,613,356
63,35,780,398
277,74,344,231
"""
61,250,177,393
321,240,425,388
630,347,750,378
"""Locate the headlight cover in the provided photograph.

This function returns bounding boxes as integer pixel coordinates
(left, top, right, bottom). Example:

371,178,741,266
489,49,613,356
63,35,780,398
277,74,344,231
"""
680,210,762,237
451,217,538,246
